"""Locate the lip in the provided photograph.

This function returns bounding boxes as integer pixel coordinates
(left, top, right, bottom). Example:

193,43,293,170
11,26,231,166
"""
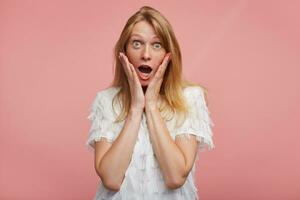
136,64,153,81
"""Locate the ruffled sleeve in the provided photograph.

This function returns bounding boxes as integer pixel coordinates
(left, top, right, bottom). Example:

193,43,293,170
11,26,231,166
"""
86,91,121,151
174,86,215,152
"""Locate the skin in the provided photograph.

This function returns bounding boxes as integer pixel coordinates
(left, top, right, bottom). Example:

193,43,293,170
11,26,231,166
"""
94,20,198,191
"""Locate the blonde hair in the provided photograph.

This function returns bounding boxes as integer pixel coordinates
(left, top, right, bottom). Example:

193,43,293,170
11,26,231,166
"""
110,6,207,126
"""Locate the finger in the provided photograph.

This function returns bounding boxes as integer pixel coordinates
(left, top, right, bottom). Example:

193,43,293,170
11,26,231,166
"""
119,53,140,89
122,53,141,85
121,53,134,74
119,52,132,77
118,52,128,75
161,52,171,71
129,64,141,85
155,52,171,79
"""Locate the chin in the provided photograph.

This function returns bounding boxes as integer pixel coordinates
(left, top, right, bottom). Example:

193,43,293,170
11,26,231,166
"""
140,80,149,86
141,82,149,87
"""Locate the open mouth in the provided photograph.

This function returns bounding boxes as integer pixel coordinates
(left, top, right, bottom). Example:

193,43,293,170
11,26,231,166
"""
138,65,153,73
137,65,153,80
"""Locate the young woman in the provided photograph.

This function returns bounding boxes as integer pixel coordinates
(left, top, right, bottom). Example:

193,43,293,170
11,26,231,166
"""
86,6,215,200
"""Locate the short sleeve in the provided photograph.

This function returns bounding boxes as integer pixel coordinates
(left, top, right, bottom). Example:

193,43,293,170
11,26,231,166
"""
174,87,215,152
85,92,120,151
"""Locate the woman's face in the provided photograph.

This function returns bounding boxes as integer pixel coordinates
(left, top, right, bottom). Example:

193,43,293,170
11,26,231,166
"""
126,20,166,86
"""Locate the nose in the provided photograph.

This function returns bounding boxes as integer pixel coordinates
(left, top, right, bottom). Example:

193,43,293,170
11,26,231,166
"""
141,45,151,61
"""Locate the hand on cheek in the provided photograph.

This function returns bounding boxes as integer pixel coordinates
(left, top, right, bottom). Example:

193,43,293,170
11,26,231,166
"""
119,52,145,111
145,52,171,109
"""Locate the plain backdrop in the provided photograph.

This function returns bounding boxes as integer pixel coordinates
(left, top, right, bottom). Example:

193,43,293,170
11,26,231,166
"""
1,0,299,199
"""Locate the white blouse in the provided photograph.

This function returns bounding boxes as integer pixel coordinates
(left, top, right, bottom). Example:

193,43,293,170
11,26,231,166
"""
86,86,215,200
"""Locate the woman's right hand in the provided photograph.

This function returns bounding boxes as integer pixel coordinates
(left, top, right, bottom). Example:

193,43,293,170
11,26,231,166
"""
118,52,145,111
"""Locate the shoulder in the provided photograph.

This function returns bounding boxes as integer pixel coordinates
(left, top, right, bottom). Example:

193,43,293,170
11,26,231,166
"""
90,86,121,112
183,85,205,100
181,85,210,109
89,86,121,118
95,86,121,101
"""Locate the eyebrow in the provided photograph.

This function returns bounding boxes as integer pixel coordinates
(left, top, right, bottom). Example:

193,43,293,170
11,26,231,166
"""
130,33,159,39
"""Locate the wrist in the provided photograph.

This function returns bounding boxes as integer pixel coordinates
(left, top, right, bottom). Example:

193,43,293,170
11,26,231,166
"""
145,103,158,112
129,107,144,115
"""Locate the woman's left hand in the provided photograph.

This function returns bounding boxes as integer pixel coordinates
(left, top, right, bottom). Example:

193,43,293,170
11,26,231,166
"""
145,52,171,110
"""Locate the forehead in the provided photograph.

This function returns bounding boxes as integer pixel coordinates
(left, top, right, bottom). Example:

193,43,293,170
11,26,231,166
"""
130,21,158,39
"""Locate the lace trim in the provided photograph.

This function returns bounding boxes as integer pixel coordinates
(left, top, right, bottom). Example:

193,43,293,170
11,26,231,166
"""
172,87,215,152
87,87,210,199
85,92,122,151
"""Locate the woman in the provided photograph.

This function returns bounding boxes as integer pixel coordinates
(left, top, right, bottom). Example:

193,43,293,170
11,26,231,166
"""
86,6,215,200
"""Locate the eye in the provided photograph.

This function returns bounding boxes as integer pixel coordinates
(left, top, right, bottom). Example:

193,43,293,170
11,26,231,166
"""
132,40,142,48
153,42,162,49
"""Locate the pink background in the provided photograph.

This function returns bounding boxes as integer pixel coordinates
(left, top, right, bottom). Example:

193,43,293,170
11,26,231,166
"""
1,0,300,199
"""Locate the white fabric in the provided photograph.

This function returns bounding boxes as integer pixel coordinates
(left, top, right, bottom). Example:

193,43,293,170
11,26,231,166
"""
86,86,215,200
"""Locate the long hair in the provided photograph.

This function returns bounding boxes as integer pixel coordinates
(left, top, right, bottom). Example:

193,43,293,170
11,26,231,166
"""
110,6,207,126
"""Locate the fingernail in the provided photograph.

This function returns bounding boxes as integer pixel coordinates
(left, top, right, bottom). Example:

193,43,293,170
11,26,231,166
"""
166,52,170,58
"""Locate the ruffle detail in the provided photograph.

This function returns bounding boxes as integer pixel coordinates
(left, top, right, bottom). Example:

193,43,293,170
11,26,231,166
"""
91,131,199,199
86,89,123,151
121,122,165,196
118,116,198,199
87,86,213,199
170,86,215,152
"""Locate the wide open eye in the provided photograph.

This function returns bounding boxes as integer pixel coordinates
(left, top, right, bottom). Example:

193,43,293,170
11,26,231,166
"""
132,40,142,49
153,42,162,49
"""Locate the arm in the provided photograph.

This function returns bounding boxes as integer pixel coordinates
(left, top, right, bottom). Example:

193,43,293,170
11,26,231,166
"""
143,52,198,189
145,105,198,189
95,108,143,191
95,52,145,191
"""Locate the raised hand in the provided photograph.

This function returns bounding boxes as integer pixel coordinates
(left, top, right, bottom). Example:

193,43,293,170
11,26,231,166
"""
118,52,145,111
145,52,171,110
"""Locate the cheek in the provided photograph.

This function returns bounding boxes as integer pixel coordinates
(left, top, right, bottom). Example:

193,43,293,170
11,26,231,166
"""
126,50,138,65
154,54,166,66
